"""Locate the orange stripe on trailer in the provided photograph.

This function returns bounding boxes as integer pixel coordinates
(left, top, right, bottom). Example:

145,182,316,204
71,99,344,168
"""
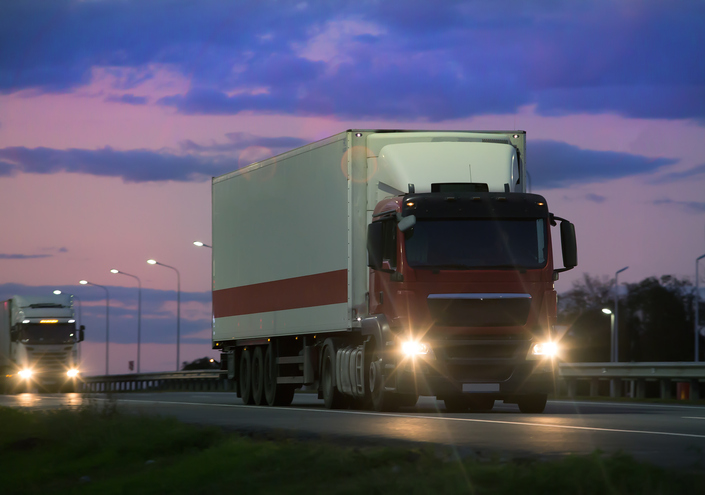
213,269,348,318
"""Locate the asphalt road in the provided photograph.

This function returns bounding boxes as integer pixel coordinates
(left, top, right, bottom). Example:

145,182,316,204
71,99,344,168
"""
2,392,705,469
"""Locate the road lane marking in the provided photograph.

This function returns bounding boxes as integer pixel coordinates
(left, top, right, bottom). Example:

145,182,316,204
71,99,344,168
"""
110,398,705,440
683,417,705,420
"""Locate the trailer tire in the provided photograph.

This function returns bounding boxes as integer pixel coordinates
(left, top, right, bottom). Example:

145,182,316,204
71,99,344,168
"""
321,343,349,409
517,393,547,413
239,348,254,404
264,344,295,407
252,346,265,405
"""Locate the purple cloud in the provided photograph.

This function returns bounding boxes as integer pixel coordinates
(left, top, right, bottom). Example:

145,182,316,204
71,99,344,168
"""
0,1,702,121
0,253,52,259
105,94,148,105
652,199,705,214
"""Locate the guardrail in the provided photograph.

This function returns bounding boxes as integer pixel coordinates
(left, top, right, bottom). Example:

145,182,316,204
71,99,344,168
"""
79,370,229,393
558,362,703,401
79,362,705,401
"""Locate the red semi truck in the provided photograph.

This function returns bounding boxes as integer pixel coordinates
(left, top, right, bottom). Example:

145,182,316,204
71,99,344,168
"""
212,130,576,413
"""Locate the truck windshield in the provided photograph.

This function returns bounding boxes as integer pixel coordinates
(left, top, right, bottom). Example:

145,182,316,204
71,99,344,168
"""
405,218,547,269
20,324,77,344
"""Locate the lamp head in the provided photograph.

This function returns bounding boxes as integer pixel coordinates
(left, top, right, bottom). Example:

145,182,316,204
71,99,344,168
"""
147,259,157,265
79,280,88,285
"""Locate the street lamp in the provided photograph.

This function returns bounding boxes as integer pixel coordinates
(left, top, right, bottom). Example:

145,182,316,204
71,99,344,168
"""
193,241,212,248
613,266,629,362
696,254,705,362
147,259,181,371
79,280,110,375
110,269,142,373
602,307,615,359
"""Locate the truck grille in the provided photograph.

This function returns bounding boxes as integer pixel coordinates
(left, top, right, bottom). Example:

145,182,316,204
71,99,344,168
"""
29,350,71,373
428,293,531,327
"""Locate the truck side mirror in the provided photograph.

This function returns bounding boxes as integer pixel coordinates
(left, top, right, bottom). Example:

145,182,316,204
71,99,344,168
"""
367,222,384,270
560,221,577,269
79,325,85,342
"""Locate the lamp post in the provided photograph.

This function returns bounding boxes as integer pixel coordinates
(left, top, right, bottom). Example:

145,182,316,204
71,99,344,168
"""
613,266,629,363
193,241,212,248
147,259,181,371
696,254,705,362
111,269,142,373
79,280,110,375
602,307,615,359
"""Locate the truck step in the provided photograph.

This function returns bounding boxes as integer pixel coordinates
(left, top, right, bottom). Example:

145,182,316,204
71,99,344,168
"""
277,376,304,384
277,356,304,365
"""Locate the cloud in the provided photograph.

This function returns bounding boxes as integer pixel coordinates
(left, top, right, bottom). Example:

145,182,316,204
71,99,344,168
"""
0,253,52,259
1,1,702,121
104,93,148,105
0,146,231,182
585,193,606,204
529,140,677,189
0,283,212,345
652,199,705,214
650,163,705,183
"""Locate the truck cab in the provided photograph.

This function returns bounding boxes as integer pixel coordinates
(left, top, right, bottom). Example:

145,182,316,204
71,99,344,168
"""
1,294,84,393
367,188,576,412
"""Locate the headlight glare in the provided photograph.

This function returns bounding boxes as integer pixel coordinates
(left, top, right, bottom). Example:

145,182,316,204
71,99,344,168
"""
19,369,33,379
532,342,558,357
401,341,429,356
67,369,79,378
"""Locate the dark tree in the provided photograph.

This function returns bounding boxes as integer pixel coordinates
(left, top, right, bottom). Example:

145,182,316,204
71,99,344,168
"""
558,273,614,362
624,276,693,362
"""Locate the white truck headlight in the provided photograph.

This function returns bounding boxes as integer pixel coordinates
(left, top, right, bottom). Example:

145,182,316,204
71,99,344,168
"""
401,341,430,356
19,369,33,379
67,369,79,378
530,341,558,357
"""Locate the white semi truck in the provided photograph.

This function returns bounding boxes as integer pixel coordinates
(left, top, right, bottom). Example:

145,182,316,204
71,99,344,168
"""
1,294,84,393
212,130,577,412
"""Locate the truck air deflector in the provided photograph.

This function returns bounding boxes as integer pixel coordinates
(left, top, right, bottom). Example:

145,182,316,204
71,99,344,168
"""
427,293,532,327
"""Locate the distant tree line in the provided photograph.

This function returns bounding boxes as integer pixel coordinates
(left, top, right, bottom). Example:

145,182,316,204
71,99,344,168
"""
558,274,704,362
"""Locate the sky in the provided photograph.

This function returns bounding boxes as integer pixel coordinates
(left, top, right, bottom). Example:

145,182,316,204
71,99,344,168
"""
0,0,703,375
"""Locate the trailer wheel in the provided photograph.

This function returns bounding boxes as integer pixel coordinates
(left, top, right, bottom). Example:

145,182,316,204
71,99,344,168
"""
369,351,399,412
321,343,349,409
239,348,254,404
252,347,265,405
517,394,547,413
264,344,295,407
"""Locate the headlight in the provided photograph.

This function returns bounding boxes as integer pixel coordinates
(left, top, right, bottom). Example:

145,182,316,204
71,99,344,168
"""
531,342,558,357
401,341,430,356
67,369,79,378
18,369,33,379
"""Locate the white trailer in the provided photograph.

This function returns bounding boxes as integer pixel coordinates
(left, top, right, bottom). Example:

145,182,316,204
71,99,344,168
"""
212,130,526,342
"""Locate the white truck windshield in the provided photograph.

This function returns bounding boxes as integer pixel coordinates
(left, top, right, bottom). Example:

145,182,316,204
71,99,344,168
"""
20,324,78,344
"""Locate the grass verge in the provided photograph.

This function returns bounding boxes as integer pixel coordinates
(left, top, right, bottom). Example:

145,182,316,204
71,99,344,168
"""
0,401,703,495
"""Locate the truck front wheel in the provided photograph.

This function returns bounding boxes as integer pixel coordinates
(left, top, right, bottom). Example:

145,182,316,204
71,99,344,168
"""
517,394,548,413
369,352,399,412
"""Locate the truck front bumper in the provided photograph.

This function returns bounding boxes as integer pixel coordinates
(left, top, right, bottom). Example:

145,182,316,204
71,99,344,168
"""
391,358,556,399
